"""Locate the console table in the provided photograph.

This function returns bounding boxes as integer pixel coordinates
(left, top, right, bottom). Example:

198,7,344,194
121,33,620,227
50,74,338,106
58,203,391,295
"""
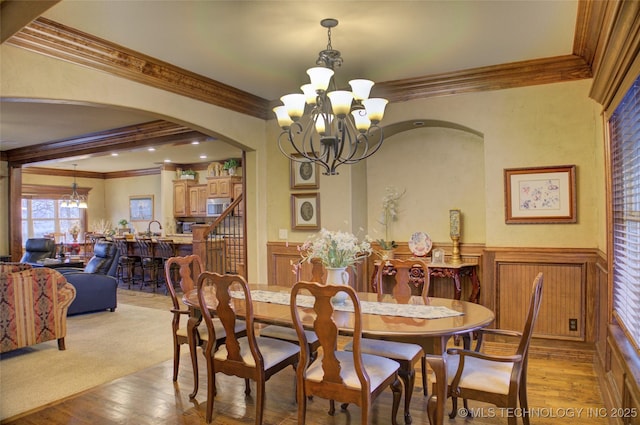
372,259,481,304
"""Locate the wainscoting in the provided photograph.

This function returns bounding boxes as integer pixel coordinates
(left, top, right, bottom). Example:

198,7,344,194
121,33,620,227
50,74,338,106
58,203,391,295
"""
266,242,602,349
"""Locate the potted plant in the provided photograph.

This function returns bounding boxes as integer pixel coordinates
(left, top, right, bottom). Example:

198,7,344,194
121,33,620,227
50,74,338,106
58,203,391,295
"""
118,219,128,229
181,169,197,180
223,159,239,175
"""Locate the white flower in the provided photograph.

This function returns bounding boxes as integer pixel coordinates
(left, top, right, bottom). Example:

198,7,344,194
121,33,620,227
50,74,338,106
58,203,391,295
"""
296,228,372,269
377,186,405,249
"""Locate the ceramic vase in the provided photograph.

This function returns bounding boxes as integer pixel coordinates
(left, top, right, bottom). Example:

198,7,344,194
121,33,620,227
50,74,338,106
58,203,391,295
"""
380,249,395,260
326,267,349,304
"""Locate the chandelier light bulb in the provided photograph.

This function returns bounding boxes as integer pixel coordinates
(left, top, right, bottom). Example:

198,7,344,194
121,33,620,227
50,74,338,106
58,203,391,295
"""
301,84,317,105
348,79,374,101
280,94,306,121
327,90,354,117
362,98,389,124
351,109,371,132
273,106,293,129
315,114,334,135
306,67,334,92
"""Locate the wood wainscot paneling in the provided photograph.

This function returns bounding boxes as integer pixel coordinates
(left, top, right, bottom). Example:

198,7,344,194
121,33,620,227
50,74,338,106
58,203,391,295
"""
485,248,602,352
599,324,640,425
266,242,365,290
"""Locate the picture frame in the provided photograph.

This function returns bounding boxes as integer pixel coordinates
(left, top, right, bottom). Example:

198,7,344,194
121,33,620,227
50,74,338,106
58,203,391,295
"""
129,195,154,222
504,165,576,224
291,193,320,230
290,154,319,189
431,248,446,264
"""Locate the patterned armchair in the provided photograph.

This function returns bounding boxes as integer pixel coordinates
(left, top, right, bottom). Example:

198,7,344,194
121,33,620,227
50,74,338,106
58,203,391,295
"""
0,264,76,353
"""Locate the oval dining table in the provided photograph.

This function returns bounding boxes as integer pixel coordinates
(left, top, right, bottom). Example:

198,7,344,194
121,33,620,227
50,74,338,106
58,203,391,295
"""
182,283,495,425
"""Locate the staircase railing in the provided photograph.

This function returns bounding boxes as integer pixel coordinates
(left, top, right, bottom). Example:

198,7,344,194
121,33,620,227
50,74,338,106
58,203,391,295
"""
191,194,246,277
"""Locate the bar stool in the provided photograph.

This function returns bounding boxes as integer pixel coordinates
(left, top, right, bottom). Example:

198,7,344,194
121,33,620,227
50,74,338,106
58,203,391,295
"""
136,237,163,292
154,238,175,293
113,236,140,288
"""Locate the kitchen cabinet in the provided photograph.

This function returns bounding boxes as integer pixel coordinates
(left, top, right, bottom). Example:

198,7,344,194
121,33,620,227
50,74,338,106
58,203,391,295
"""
207,176,241,198
173,179,198,217
188,185,208,216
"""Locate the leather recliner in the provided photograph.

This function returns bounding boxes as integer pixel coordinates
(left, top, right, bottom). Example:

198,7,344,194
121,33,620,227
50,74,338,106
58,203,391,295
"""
20,238,57,265
57,240,120,315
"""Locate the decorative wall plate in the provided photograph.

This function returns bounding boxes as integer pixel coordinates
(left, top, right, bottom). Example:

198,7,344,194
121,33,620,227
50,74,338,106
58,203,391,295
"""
408,231,432,257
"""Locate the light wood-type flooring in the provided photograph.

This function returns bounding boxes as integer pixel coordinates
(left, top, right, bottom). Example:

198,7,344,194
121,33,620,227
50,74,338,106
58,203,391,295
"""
3,288,609,425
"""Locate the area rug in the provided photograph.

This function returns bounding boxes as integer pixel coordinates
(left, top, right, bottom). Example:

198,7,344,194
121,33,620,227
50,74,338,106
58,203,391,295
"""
0,303,173,420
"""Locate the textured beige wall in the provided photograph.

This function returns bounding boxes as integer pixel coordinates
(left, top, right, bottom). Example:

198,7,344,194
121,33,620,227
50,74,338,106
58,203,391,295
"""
104,175,162,235
1,44,606,281
267,79,605,250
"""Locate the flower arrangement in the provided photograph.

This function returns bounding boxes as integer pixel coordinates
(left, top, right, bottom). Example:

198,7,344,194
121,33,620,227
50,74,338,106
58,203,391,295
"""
376,186,405,250
294,228,372,273
69,222,81,236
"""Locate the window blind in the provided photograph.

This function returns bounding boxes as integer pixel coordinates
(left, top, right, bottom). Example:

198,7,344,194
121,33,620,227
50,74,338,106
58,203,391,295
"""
610,75,640,350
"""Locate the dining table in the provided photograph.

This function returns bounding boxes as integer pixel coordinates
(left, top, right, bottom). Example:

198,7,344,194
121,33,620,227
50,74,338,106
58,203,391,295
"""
182,283,495,425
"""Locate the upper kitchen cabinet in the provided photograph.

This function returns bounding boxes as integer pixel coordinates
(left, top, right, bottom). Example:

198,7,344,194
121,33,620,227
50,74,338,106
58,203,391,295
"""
173,179,198,217
207,176,241,198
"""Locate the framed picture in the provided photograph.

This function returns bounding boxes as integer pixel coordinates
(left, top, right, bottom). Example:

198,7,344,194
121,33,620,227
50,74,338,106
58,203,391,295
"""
290,154,319,189
431,248,446,264
129,195,154,221
291,193,320,230
504,165,576,224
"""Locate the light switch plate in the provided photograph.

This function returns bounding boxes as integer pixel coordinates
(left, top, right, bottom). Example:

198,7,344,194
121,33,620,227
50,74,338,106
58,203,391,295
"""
279,229,288,240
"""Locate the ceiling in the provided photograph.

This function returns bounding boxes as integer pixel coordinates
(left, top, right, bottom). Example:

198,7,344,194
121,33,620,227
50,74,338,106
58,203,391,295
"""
0,0,580,172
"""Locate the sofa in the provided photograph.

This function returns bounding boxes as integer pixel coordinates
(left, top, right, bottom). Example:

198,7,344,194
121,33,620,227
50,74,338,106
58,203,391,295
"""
20,238,57,265
0,263,76,353
56,240,120,315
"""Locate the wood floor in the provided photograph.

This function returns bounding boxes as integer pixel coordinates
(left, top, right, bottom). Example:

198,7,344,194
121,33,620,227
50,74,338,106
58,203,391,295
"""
2,288,609,425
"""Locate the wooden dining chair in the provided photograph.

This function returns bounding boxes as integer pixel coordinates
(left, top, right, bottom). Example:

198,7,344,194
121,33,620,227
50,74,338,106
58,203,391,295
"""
164,255,247,398
290,280,402,425
343,258,426,424
260,257,322,364
429,272,544,425
196,271,300,424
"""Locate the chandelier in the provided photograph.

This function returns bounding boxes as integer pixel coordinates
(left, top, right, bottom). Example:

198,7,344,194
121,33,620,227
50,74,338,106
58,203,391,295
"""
60,164,88,209
273,18,388,175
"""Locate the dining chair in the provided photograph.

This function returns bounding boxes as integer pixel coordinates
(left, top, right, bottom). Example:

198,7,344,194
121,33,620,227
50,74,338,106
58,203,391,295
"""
290,280,402,425
164,255,247,398
429,272,544,425
260,257,322,364
196,271,300,424
343,258,426,424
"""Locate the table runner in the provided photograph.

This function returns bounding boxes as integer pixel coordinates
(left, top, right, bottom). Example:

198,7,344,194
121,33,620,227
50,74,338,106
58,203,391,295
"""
231,290,463,319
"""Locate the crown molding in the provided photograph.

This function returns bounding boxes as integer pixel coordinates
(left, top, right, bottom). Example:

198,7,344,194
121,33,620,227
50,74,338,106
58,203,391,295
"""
7,12,597,117
5,120,200,166
6,17,271,120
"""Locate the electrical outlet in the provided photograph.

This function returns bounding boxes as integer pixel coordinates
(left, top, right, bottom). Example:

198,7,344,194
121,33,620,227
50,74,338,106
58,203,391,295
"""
569,318,578,331
278,229,288,240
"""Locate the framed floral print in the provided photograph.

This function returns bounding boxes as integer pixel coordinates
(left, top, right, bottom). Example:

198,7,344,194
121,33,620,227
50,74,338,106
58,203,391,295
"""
504,165,576,224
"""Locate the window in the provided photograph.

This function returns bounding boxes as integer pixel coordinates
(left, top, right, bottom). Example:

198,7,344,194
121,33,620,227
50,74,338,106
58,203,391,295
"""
21,184,87,245
21,199,84,242
610,75,640,350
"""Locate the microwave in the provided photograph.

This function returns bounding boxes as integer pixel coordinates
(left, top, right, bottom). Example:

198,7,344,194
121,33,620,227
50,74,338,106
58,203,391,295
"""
206,198,232,217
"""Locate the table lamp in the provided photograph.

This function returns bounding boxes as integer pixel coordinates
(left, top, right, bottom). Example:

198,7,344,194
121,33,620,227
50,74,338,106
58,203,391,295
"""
449,209,462,264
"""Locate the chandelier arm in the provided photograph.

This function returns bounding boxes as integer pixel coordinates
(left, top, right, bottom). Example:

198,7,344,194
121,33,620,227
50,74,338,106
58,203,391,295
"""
342,125,385,164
